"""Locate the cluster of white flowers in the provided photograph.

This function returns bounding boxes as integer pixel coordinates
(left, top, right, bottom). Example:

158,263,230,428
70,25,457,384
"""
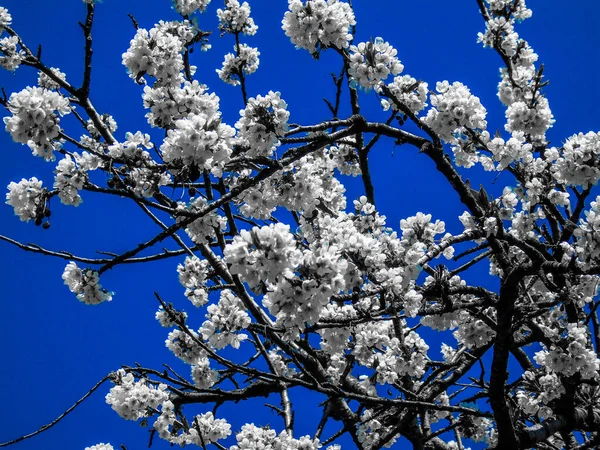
545,131,600,188
154,400,231,446
225,223,301,290
516,371,566,419
178,255,211,306
237,149,346,218
534,323,600,379
38,68,66,90
424,81,487,143
173,0,210,16
400,212,454,264
4,86,71,161
375,330,429,383
329,144,361,176
177,196,227,243
107,131,152,160
217,0,257,35
487,0,532,20
230,425,326,450
0,35,23,71
379,75,428,114
191,357,218,388
200,290,250,349
478,0,551,141
217,43,260,86
453,310,496,349
282,0,355,54
235,91,290,157
166,328,205,364
574,196,600,266
357,409,398,449
106,369,169,420
161,110,235,175
484,131,533,170
54,155,85,206
5,177,45,222
348,38,404,90
143,80,220,129
84,444,114,450
155,306,187,328
0,7,12,31
505,97,554,137
62,262,113,305
122,21,196,87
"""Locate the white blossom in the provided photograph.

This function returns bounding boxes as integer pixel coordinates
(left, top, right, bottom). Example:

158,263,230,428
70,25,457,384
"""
282,0,355,54
62,262,113,305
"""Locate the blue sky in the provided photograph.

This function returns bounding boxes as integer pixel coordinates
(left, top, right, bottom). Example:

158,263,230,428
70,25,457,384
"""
0,1,599,449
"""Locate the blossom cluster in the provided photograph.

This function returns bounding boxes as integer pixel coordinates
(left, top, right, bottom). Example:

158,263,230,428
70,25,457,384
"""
177,196,228,244
173,0,211,16
178,255,211,306
0,35,23,71
379,75,428,114
200,289,250,349
105,369,169,420
282,0,356,54
154,400,231,446
143,80,220,129
161,109,235,175
348,38,404,90
235,91,290,157
4,86,71,161
534,323,600,379
122,21,196,87
62,262,113,305
5,177,46,222
217,0,258,35
217,43,260,86
424,81,487,143
230,425,329,450
546,131,600,188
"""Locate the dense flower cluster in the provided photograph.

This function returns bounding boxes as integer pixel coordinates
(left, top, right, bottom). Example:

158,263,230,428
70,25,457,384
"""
37,68,66,90
177,255,211,307
173,0,211,16
379,75,428,114
574,196,600,266
424,81,487,143
237,149,346,218
484,130,533,170
5,177,45,222
4,86,71,160
282,0,355,54
235,91,290,157
217,43,260,86
546,131,600,188
84,445,114,450
177,196,228,243
348,38,404,90
106,369,169,420
154,400,231,446
534,323,600,379
122,21,196,87
217,0,257,35
143,81,220,129
62,262,113,305
0,7,12,31
225,223,301,291
0,35,23,71
161,109,235,175
200,289,250,349
230,425,329,450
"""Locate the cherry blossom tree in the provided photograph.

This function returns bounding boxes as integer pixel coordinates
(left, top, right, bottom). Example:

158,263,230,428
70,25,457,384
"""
1,1,600,449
